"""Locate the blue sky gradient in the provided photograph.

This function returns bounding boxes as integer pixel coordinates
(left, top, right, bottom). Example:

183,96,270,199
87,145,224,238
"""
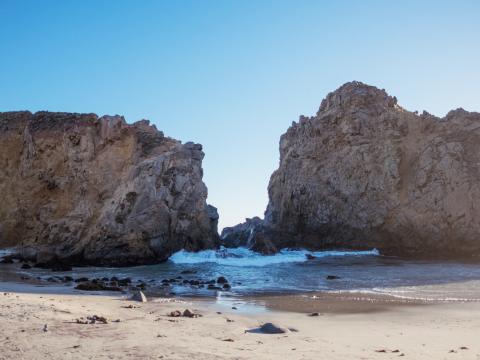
1,0,479,229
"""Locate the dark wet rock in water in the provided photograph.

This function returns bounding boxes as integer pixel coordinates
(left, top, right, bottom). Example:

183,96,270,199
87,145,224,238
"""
118,278,132,286
74,281,122,292
63,276,74,282
51,263,73,272
180,270,197,274
222,283,231,290
207,284,222,291
130,291,147,302
305,254,316,260
74,277,89,283
326,275,341,280
21,263,32,269
136,283,147,290
217,276,228,284
33,257,72,272
1,257,14,264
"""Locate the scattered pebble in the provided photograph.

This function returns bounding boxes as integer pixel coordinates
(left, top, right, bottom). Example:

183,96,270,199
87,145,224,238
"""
75,315,108,324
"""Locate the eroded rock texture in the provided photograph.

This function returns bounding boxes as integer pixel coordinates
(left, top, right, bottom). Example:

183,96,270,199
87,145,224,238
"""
223,82,480,258
0,111,219,266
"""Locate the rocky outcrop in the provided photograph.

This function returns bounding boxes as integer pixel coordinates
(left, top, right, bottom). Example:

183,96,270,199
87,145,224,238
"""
221,217,263,248
223,81,480,259
220,217,277,254
0,111,219,266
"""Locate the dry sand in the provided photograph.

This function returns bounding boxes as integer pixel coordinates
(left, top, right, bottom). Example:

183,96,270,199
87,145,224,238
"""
0,289,479,360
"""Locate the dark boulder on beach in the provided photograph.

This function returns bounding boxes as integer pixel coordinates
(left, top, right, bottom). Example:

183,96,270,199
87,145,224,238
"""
0,111,219,266
222,81,480,259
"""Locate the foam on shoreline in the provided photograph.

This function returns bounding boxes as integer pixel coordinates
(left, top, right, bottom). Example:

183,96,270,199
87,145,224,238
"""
169,247,379,266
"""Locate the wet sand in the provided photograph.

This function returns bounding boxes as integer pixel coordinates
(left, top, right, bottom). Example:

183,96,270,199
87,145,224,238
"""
1,283,480,359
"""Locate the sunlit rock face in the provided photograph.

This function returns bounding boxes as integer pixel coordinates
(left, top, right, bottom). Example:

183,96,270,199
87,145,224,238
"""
0,111,219,266
224,81,480,259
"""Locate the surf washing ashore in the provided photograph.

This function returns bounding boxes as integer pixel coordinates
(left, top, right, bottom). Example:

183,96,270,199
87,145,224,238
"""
2,248,480,359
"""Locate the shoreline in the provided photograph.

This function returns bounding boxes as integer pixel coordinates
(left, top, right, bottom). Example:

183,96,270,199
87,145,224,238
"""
2,276,480,317
1,287,480,359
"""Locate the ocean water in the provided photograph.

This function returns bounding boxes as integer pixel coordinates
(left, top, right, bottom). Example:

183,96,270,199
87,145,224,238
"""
3,247,480,302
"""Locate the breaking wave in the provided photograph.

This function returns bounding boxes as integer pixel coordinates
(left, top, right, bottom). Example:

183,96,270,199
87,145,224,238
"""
169,247,379,267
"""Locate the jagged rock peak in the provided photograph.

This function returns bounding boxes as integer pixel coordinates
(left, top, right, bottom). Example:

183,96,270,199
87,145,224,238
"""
318,81,398,114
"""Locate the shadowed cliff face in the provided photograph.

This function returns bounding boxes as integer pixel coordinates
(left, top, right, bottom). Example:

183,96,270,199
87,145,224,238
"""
222,81,480,259
0,111,219,266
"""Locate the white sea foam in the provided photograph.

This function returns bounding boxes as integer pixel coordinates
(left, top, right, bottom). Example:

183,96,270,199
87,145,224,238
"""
0,248,14,259
323,284,480,303
169,247,379,267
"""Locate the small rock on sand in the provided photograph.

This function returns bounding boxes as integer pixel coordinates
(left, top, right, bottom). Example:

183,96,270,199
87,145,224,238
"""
169,310,182,317
168,309,201,318
183,309,196,318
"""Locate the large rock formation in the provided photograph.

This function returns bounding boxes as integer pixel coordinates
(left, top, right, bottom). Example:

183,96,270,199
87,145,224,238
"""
222,81,480,259
0,111,219,266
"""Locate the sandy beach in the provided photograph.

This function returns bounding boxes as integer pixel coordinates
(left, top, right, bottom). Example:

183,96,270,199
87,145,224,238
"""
1,287,479,360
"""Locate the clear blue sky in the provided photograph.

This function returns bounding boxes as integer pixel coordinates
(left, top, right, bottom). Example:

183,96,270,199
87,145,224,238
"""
1,0,479,230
